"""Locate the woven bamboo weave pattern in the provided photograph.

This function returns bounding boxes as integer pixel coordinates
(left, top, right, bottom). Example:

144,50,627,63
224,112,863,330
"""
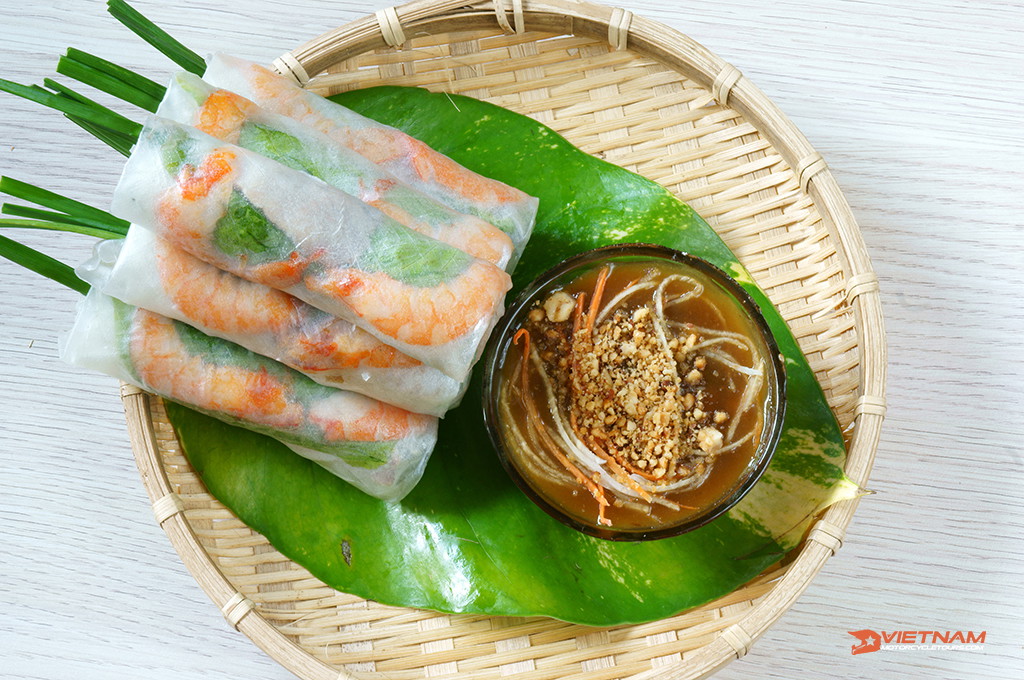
126,2,885,679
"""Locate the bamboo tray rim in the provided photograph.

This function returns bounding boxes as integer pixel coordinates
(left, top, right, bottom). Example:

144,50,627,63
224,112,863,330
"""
123,2,887,679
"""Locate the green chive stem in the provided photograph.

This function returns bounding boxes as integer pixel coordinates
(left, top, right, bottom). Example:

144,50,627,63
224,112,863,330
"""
1,206,127,238
61,114,136,156
107,0,206,76
57,54,162,112
37,79,140,155
0,78,142,138
0,176,130,228
0,233,90,294
65,47,166,102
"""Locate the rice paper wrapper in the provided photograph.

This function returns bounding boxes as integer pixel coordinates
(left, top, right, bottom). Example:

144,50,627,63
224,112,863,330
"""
156,71,515,271
203,53,537,260
110,116,512,381
60,288,439,501
78,228,467,417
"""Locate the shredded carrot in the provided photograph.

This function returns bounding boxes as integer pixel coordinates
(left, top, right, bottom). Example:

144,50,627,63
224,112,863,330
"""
617,457,666,483
585,265,610,332
515,327,608,523
513,328,531,397
571,291,586,336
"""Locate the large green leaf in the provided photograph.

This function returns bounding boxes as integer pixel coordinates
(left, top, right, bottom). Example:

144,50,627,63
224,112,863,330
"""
168,87,852,626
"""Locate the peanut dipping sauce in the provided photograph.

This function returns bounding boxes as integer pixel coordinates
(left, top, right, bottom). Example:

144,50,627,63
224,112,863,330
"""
496,257,775,534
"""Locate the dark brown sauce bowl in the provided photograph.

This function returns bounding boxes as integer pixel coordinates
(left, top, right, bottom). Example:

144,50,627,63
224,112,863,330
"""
481,244,787,541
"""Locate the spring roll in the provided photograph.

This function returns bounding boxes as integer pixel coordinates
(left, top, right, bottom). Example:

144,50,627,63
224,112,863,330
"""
61,288,438,501
157,71,514,270
78,228,466,417
203,53,537,260
111,116,512,381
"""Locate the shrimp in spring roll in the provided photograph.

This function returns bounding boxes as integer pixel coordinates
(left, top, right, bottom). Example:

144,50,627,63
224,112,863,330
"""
61,288,438,501
157,71,514,270
111,116,512,381
202,53,537,261
80,227,466,417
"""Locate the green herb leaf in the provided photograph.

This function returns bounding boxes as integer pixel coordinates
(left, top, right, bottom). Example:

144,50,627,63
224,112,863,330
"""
172,315,264,371
171,87,852,625
359,220,472,288
212,189,296,265
237,123,323,178
157,124,196,177
373,182,458,226
320,441,394,469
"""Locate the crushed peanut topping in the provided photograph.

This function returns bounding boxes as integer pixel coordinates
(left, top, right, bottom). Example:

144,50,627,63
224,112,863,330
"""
570,307,683,479
527,288,728,483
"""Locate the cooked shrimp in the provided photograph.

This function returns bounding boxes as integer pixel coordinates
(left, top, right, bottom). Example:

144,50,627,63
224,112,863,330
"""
309,395,433,442
246,250,320,289
153,237,422,371
292,321,422,371
367,192,513,266
154,237,298,335
155,149,237,245
178,148,236,202
246,61,330,131
155,147,316,289
242,60,528,205
130,306,431,445
129,308,303,430
194,88,256,143
308,260,511,346
343,127,524,206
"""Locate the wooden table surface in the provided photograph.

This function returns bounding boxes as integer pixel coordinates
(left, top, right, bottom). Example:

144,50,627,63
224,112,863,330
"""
1,1,1021,678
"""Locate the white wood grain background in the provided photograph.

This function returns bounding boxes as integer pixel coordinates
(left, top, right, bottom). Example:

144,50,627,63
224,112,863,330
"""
1,1,1021,678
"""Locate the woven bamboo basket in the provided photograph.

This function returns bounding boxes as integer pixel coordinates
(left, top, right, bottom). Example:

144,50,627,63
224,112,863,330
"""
121,1,886,678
